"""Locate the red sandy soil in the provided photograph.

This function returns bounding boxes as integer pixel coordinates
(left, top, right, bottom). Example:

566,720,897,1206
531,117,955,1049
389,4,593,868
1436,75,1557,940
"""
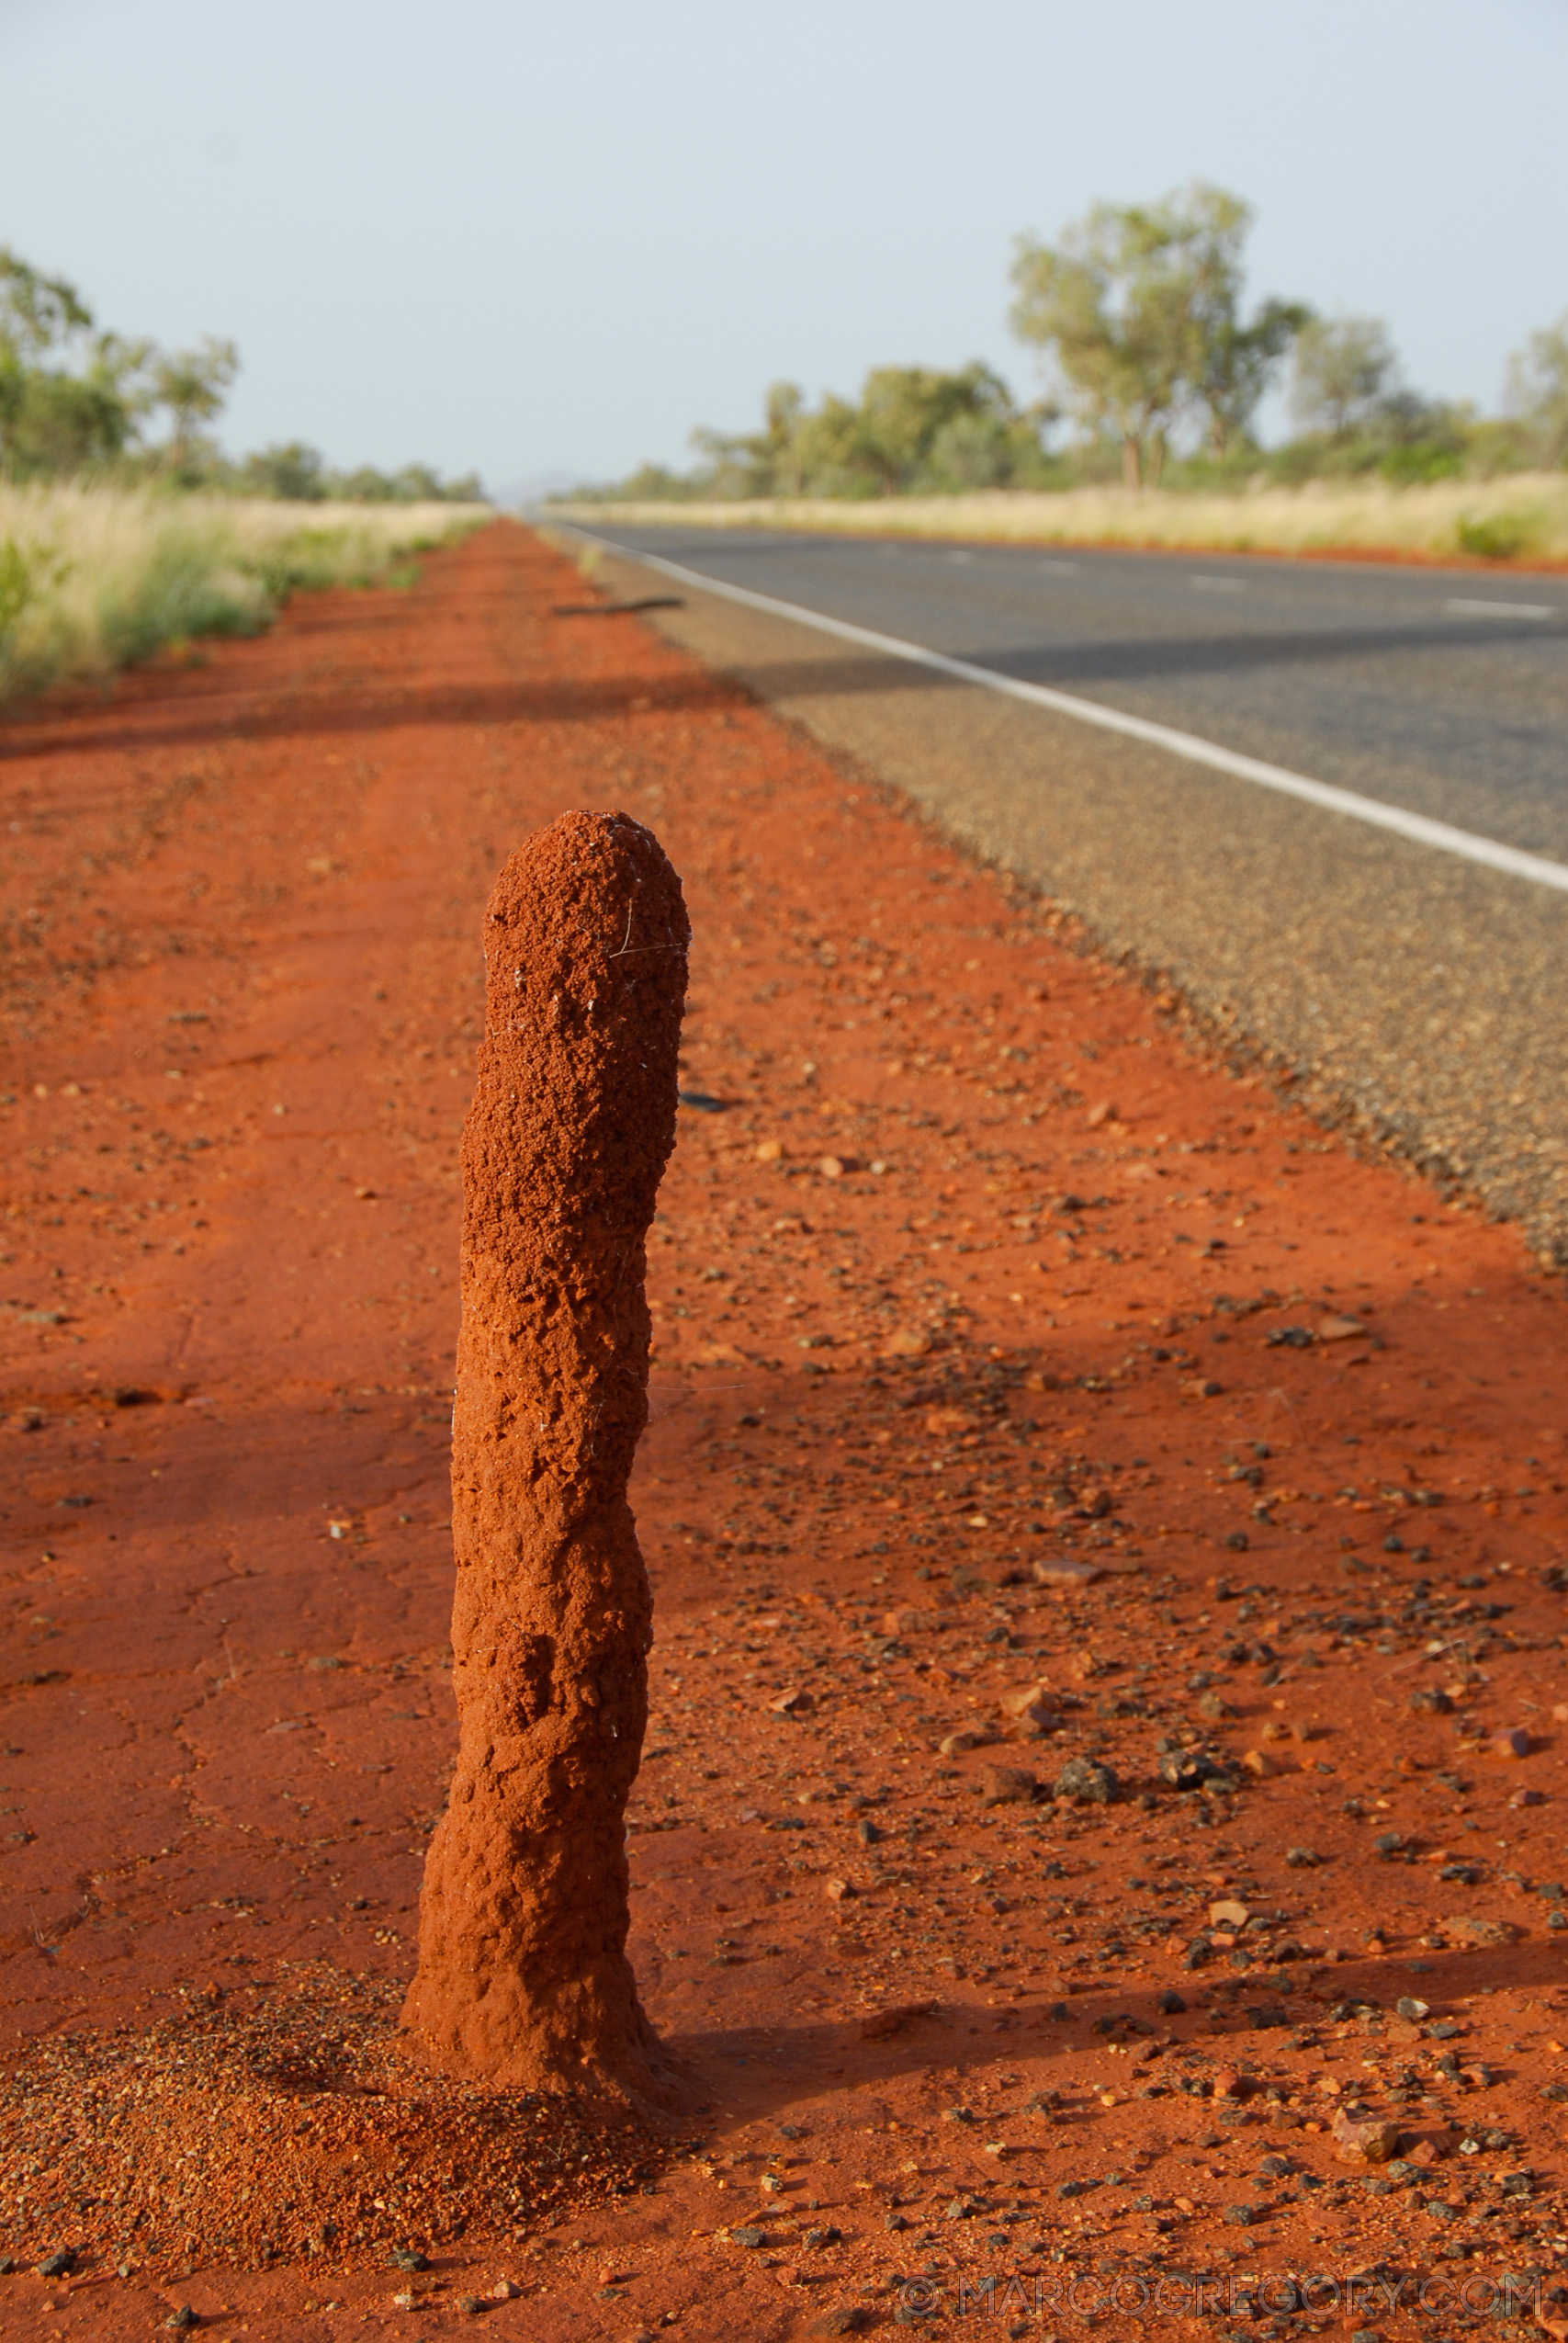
1,521,1566,2341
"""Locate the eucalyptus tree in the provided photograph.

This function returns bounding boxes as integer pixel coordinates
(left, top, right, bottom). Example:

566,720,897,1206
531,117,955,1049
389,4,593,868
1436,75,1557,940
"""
1010,183,1306,485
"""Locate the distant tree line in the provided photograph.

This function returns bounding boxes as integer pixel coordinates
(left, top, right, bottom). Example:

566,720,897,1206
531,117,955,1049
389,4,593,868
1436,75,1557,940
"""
617,366,1059,502
0,248,484,501
227,443,485,504
578,183,1568,502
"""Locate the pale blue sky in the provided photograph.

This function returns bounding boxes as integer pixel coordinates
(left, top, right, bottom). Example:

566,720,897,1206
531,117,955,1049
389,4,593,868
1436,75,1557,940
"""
4,0,1565,493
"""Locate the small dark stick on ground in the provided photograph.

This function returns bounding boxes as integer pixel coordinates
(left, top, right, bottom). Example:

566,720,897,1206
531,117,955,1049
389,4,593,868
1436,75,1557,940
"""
403,809,689,2100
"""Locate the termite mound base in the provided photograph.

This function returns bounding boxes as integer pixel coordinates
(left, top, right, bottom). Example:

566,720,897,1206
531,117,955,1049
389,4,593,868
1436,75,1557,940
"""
0,1974,673,2273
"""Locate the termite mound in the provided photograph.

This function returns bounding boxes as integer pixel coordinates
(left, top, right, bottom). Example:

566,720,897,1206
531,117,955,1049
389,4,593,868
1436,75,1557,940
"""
403,809,689,2102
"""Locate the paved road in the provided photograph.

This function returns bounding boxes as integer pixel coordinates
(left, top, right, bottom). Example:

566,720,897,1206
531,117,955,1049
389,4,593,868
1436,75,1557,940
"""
563,518,1568,1261
584,525,1568,864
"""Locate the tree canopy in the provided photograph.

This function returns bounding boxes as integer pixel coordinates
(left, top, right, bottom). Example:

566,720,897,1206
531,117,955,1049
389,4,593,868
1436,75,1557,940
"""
1009,182,1308,487
0,250,141,480
1289,312,1398,439
1506,312,1568,468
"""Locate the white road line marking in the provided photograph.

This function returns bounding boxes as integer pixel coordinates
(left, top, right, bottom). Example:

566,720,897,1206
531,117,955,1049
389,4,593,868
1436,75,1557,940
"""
562,526,1568,899
1189,574,1246,592
1446,597,1556,619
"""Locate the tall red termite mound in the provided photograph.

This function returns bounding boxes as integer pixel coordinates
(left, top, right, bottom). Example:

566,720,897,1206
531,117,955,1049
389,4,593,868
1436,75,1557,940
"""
403,809,689,2100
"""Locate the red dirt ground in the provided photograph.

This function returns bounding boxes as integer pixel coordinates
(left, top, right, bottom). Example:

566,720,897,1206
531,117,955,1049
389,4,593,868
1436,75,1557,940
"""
1,520,1566,2341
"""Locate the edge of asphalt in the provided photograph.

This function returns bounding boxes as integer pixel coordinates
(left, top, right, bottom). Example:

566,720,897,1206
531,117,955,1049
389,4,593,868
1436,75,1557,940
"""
546,522,1568,1267
563,531,1568,898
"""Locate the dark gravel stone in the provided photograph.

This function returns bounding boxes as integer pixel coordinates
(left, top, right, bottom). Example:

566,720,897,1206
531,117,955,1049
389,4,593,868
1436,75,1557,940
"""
1156,1745,1231,1792
1054,1756,1119,1804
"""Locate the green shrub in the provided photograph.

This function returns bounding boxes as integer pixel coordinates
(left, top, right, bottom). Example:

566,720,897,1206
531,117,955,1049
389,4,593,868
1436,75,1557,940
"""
1455,508,1538,560
1381,440,1464,486
0,536,33,640
98,537,269,667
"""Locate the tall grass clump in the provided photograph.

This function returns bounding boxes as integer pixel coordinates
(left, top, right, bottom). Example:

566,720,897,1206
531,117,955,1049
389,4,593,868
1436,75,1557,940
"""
552,473,1568,569
0,484,490,705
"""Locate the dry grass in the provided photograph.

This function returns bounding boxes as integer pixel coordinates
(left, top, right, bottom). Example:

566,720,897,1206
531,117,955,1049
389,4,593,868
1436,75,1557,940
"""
554,473,1568,569
0,483,491,704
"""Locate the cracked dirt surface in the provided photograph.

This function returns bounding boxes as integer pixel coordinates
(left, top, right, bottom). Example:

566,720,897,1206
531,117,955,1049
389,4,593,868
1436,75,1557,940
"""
2,521,1567,2338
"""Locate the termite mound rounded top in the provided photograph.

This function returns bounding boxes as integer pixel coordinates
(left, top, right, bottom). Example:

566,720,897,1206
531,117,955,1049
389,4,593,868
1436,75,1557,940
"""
474,809,689,1223
487,808,688,982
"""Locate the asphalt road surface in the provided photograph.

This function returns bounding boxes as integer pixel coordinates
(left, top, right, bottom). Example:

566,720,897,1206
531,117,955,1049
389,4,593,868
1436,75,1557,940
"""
568,519,1568,1258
